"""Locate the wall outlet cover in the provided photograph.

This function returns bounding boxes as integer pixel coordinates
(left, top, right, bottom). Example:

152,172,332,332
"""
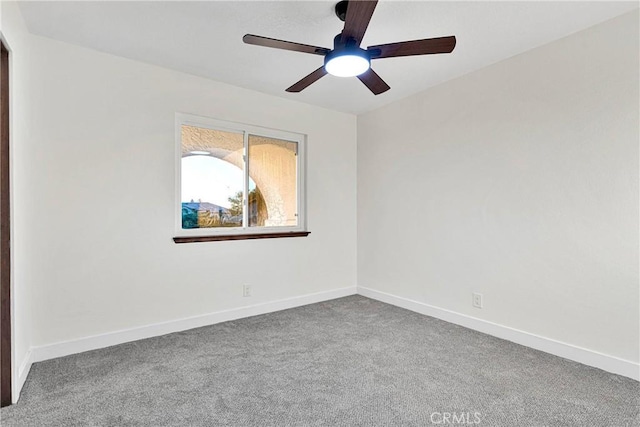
472,293,483,309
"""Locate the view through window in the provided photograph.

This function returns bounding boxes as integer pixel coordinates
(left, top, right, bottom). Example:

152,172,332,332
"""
177,115,305,236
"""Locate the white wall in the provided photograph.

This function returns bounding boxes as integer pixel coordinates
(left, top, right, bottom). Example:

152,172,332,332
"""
1,1,37,400
358,11,639,365
3,0,357,390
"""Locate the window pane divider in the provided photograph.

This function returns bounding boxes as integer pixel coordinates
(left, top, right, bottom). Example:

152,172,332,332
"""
242,131,249,229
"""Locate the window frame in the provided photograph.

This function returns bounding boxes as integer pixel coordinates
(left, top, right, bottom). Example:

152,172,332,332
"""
174,113,307,240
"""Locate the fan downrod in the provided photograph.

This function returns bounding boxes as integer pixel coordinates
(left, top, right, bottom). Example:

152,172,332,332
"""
335,1,348,22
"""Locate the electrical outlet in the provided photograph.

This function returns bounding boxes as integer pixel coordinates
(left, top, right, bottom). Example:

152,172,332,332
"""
243,284,252,297
472,293,483,309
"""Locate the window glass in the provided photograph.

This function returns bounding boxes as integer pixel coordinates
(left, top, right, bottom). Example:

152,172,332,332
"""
181,125,244,229
248,135,298,227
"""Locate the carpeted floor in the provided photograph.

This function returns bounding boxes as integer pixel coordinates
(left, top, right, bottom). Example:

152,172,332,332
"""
1,295,638,426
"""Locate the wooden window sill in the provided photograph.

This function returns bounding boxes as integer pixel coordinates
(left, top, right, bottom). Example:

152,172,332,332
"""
173,231,310,243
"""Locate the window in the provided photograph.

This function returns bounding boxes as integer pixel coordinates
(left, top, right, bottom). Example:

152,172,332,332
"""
174,113,307,242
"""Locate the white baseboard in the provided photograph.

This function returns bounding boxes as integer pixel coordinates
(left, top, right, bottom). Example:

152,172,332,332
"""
13,283,636,403
13,349,33,403
357,286,639,381
31,286,357,364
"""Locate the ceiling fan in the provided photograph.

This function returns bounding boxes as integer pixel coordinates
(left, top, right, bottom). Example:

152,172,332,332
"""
243,0,456,95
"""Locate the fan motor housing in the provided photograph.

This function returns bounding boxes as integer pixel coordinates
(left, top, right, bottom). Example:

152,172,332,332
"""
328,33,370,61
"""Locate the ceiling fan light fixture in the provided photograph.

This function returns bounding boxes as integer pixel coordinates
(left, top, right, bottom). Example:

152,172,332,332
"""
243,1,455,95
324,50,370,77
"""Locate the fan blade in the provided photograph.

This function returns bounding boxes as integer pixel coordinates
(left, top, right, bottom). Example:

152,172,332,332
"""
357,68,390,95
340,0,378,45
243,34,330,56
286,67,328,93
368,36,456,59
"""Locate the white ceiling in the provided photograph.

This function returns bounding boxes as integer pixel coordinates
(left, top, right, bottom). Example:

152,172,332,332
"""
18,1,638,115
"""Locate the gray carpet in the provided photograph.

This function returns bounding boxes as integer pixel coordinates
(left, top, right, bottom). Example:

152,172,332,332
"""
1,296,638,426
